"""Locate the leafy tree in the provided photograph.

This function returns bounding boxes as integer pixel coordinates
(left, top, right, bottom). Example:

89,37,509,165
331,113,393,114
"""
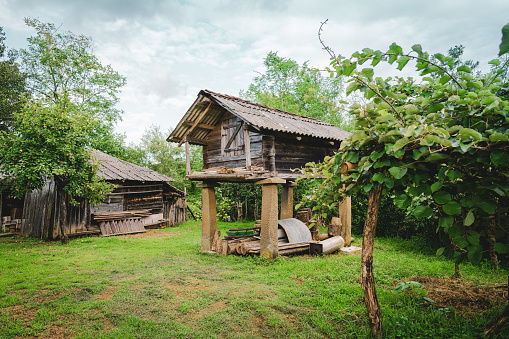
299,22,509,337
0,96,113,205
432,45,480,78
19,18,127,156
123,125,203,191
0,27,27,132
241,51,352,130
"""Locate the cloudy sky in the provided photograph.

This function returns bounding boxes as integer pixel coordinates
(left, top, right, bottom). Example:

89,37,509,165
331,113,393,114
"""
1,0,508,144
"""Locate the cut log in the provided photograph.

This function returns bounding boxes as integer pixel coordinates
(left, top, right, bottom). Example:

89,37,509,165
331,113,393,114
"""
310,236,345,255
329,217,342,238
317,233,329,241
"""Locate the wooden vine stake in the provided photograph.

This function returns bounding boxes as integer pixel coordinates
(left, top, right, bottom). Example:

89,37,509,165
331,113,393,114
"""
362,185,383,338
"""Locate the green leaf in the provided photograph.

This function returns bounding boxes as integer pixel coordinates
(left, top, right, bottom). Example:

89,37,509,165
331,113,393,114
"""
370,150,385,161
491,150,508,166
467,235,480,245
431,182,442,192
489,58,501,66
454,236,469,249
411,44,423,55
343,62,357,76
480,200,497,214
439,215,453,227
373,172,385,182
388,54,398,64
433,191,451,205
389,167,408,180
413,205,433,219
457,65,471,73
394,194,412,209
396,56,410,70
389,42,403,55
489,132,509,142
346,82,358,96
452,252,465,264
392,138,409,152
499,23,509,56
443,201,462,215
459,128,482,141
361,68,374,81
439,75,451,85
436,247,445,256
468,249,482,265
494,243,509,254
463,210,475,226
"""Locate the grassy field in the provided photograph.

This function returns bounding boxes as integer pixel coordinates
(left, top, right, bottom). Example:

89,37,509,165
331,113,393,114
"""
1,220,508,338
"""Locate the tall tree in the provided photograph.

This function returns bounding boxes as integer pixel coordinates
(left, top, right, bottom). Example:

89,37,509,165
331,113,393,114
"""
241,51,351,130
19,18,127,156
0,27,27,132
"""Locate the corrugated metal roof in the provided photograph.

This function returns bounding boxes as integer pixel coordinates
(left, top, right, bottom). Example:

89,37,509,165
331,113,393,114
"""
168,89,351,144
91,150,175,182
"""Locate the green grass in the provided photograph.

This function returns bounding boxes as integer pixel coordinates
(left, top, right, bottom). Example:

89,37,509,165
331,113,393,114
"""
0,221,507,338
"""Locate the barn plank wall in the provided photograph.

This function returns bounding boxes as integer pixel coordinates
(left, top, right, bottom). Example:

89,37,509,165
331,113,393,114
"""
21,179,89,240
163,198,188,226
203,113,263,169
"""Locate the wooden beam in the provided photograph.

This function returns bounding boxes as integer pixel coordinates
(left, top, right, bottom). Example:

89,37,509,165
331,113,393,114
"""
244,125,251,169
185,139,191,176
168,136,208,146
183,120,215,130
178,102,213,147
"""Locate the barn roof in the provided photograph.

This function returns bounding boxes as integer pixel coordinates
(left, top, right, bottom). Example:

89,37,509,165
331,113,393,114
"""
167,89,351,145
91,150,175,183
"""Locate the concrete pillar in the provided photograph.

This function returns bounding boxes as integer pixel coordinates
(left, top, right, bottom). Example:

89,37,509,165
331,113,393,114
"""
256,178,286,261
280,181,297,219
338,185,352,246
197,181,220,252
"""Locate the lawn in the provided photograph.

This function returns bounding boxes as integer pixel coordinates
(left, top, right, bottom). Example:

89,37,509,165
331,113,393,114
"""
1,220,508,338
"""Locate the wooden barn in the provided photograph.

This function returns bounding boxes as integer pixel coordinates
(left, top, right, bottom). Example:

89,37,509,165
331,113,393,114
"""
168,90,352,260
0,150,187,239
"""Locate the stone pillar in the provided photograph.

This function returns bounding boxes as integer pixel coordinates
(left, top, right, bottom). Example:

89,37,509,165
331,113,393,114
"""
338,185,352,246
197,181,219,252
256,178,286,261
280,181,297,219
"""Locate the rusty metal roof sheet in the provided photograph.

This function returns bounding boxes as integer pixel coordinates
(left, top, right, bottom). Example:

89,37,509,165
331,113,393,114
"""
168,89,351,144
91,150,175,182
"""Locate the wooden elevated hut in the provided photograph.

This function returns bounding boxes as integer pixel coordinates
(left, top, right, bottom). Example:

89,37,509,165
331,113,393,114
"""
0,150,187,239
168,90,352,260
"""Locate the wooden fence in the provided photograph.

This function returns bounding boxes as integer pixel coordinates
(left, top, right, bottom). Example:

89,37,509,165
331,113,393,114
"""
163,198,187,226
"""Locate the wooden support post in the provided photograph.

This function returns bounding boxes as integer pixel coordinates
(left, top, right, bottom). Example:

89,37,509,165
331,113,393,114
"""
244,125,251,169
280,181,297,219
256,178,285,261
197,181,220,252
338,185,352,246
185,139,191,176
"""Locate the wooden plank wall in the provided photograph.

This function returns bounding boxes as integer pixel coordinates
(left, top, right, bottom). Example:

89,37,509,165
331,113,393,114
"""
91,183,165,214
203,113,263,169
21,179,90,240
273,139,337,173
163,198,187,226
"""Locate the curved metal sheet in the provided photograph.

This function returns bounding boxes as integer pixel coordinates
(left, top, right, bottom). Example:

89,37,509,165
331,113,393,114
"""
278,218,312,243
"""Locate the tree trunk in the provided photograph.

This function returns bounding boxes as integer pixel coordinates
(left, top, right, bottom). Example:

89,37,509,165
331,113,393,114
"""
488,215,499,269
361,186,383,338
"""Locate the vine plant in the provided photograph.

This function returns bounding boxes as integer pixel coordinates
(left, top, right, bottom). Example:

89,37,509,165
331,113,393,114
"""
299,21,509,337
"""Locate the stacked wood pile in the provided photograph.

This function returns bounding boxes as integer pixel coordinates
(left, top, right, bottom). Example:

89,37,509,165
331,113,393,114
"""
2,216,20,233
210,225,345,257
93,210,149,236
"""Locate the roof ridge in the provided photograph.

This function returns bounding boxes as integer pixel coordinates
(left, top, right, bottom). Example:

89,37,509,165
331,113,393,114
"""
202,89,335,126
